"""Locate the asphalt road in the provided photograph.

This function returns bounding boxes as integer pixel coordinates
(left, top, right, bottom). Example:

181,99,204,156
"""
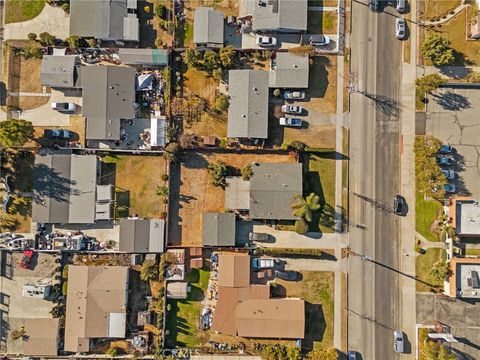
348,1,403,359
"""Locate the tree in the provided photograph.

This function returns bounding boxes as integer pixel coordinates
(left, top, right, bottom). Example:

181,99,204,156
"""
0,119,34,147
421,34,455,66
165,142,181,162
466,70,480,83
414,136,446,199
61,2,70,12
219,45,236,69
106,347,118,358
20,47,43,59
10,326,26,341
212,67,223,81
140,260,158,281
156,185,169,197
155,3,167,19
39,32,56,46
306,348,339,360
27,32,37,41
415,74,446,94
215,94,229,112
273,88,281,97
430,260,450,282
262,345,300,360
203,50,220,72
182,48,201,68
65,35,81,48
241,163,253,181
291,193,321,222
207,160,228,187
86,38,98,48
420,340,455,360
294,218,308,234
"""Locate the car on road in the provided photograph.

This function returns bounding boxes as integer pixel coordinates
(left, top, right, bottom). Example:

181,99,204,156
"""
284,90,306,100
281,105,304,115
444,183,456,193
393,195,406,215
309,34,330,46
279,117,303,127
249,232,269,242
19,250,34,270
252,257,279,269
347,351,359,360
438,145,454,154
396,0,406,12
442,169,455,180
437,155,455,166
395,18,406,39
368,0,381,12
393,330,405,353
275,270,299,281
51,102,76,112
256,36,278,48
44,129,73,139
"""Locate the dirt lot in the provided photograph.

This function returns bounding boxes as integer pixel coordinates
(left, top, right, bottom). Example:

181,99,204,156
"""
168,151,296,246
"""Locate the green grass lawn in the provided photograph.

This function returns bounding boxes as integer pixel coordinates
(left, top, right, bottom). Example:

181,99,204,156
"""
305,153,336,233
415,191,442,242
165,268,210,347
415,248,446,292
5,0,45,24
465,248,480,257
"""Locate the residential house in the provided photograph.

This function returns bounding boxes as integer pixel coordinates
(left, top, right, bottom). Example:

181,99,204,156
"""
21,318,60,356
166,282,190,299
449,197,480,237
118,48,170,67
269,53,309,89
445,258,480,299
194,7,225,48
228,70,269,139
64,266,129,353
40,55,80,88
202,212,236,247
225,163,303,220
239,0,308,33
81,65,136,141
70,0,139,42
119,218,165,253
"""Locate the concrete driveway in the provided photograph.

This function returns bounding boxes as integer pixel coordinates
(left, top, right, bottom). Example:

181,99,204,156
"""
426,87,480,199
4,4,69,40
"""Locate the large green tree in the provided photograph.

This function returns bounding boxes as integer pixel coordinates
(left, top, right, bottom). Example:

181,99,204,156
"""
0,119,34,147
414,136,446,199
207,160,228,187
430,260,450,282
416,74,447,94
219,45,236,69
421,34,455,66
291,193,321,222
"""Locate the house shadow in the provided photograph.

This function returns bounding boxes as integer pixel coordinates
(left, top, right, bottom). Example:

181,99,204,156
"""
126,268,152,333
138,0,157,48
168,161,183,246
302,303,327,351
308,56,331,99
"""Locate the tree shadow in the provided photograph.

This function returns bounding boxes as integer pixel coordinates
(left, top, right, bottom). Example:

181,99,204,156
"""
181,151,208,169
363,92,400,117
308,56,331,99
432,91,471,111
138,0,157,48
439,66,472,79
32,163,79,205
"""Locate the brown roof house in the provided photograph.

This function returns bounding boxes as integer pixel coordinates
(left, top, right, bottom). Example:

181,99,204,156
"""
21,318,60,356
211,253,305,339
64,266,129,353
445,257,480,299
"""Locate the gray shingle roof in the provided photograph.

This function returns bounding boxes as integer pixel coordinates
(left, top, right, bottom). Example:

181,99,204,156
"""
269,53,309,88
40,55,78,88
82,66,135,140
240,0,308,32
118,48,169,66
227,70,269,139
202,212,236,246
119,218,165,253
32,152,97,224
193,7,225,46
250,163,303,220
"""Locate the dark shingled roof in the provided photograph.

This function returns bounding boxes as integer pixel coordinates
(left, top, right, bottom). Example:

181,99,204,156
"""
119,218,165,253
202,212,236,246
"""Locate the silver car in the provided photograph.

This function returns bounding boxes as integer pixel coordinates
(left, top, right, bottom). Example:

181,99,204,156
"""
394,330,404,353
283,91,306,100
395,18,406,39
281,105,304,115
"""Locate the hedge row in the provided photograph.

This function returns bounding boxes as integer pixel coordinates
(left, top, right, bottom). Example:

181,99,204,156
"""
254,247,333,257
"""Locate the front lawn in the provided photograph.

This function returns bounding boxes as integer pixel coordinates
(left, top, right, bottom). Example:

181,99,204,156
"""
415,248,447,292
420,0,461,20
165,268,210,347
415,191,442,242
465,248,480,257
5,0,45,24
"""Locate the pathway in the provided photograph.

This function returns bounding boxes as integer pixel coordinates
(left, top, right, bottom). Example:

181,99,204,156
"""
8,91,50,97
308,6,338,11
419,4,467,26
416,232,447,249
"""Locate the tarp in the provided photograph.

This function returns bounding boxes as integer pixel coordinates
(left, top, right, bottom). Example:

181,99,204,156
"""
136,73,153,91
150,116,167,147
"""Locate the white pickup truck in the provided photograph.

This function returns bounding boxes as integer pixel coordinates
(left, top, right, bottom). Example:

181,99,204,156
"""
251,257,279,269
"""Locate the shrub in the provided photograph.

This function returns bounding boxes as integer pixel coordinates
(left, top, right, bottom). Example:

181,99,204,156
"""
241,164,253,181
62,265,69,279
215,94,229,112
39,32,56,46
294,219,308,234
165,142,181,162
161,173,169,181
304,146,335,153
27,33,37,41
421,33,455,66
61,2,69,12
62,281,68,296
207,160,228,187
140,260,158,281
155,3,167,19
219,137,229,148
212,67,223,81
273,88,281,97
86,38,97,48
106,347,117,358
156,185,169,197
160,211,167,219
219,45,236,68
255,247,329,257
21,47,42,59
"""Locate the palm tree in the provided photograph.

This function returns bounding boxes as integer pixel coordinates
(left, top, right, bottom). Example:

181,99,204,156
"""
291,193,321,222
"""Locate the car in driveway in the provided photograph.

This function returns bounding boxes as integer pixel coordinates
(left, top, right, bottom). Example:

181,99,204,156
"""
275,270,299,281
279,117,303,127
51,102,76,112
393,195,406,215
249,232,269,242
442,169,455,180
44,129,73,139
284,90,306,100
256,36,277,48
252,257,279,269
309,34,330,46
368,0,381,12
437,155,455,166
438,145,454,154
19,250,34,270
281,105,304,115
395,18,406,39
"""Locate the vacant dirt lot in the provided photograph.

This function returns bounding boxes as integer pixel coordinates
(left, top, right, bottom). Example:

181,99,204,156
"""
168,151,296,246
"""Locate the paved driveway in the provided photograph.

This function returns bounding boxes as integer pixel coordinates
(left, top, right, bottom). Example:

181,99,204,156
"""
4,4,69,40
426,88,480,199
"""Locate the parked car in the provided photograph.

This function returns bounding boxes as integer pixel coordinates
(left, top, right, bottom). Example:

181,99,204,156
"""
441,169,455,180
275,270,299,281
368,0,381,12
281,105,304,115
396,0,406,12
438,145,454,154
284,91,306,100
437,155,455,166
6,238,31,250
256,36,277,48
51,102,76,112
395,18,406,39
444,183,456,193
252,257,279,269
393,195,405,215
249,232,269,242
279,117,303,127
44,129,73,139
347,351,359,360
393,330,405,353
19,250,34,269
309,34,330,46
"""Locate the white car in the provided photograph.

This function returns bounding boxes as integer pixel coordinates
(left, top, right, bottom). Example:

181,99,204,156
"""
279,117,303,127
395,18,406,40
281,105,304,115
283,91,306,100
309,34,331,46
256,36,278,48
51,102,76,112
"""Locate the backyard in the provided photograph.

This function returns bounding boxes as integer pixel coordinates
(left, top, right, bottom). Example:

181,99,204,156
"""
99,155,167,219
415,191,443,242
165,268,210,347
276,271,335,351
5,0,45,24
415,248,447,292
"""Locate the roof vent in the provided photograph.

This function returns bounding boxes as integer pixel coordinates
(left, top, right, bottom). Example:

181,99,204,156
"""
293,65,298,68
109,86,114,89
253,87,258,92
242,114,246,118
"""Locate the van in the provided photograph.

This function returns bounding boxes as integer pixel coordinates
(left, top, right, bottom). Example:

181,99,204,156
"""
396,0,406,13
394,330,405,353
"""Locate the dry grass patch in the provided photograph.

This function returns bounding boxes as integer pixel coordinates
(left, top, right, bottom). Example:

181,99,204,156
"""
183,0,238,19
284,124,337,149
420,0,461,20
17,53,49,110
5,0,45,24
307,56,337,114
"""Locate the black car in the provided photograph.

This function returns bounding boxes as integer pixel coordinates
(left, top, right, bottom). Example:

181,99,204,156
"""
368,0,381,12
347,351,359,360
275,270,299,281
393,195,406,215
